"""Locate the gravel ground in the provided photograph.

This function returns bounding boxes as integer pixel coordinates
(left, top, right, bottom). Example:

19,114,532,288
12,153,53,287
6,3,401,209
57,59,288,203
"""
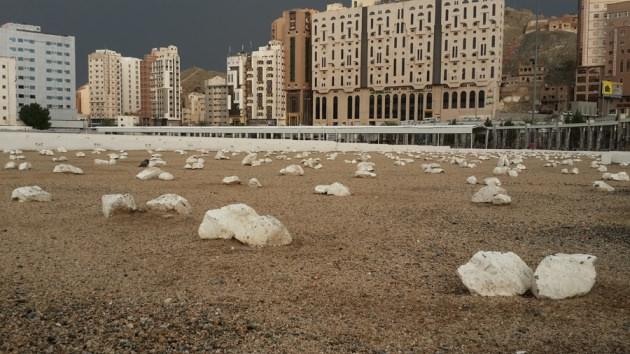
0,150,629,353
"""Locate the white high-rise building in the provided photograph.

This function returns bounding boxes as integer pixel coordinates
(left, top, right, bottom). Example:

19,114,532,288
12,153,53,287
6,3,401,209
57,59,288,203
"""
227,52,248,118
245,41,286,125
578,0,623,67
88,49,122,119
312,0,504,124
0,56,17,125
0,23,76,121
150,46,181,125
120,57,141,115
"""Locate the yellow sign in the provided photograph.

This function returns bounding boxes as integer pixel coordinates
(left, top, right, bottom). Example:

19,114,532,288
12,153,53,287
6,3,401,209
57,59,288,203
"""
602,81,623,98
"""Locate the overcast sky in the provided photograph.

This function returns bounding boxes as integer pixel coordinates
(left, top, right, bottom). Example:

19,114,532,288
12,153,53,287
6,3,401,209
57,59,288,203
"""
0,0,577,86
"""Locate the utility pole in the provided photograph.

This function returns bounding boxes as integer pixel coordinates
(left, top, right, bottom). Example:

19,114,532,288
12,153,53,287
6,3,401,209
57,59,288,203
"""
532,0,540,123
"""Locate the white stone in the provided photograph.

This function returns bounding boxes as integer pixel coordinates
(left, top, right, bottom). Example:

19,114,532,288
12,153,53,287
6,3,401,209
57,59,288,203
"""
76,152,86,158
101,194,137,218
561,168,569,174
466,176,478,185
248,178,263,188
593,181,615,192
242,153,258,166
425,167,445,174
222,176,242,185
53,164,84,175
492,194,512,205
493,167,509,175
354,170,376,178
604,171,629,182
472,185,508,204
457,251,534,297
484,177,502,187
146,194,191,215
532,254,597,300
314,182,351,197
198,204,292,247
56,147,68,153
11,186,52,202
214,150,230,160
136,167,163,181
571,168,579,175
597,166,608,173
52,156,68,162
279,164,304,176
497,156,510,167
158,172,175,181
357,161,376,172
508,170,519,178
94,159,116,166
4,161,17,170
18,162,32,171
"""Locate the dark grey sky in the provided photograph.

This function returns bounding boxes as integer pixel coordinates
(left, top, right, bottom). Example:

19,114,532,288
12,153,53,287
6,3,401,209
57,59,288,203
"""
0,0,577,86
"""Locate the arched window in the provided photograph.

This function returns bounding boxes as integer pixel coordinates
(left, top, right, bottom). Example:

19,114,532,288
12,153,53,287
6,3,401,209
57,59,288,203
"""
369,95,375,119
392,94,399,119
333,96,339,119
377,95,383,118
469,91,476,109
418,94,424,120
400,94,407,121
322,97,328,119
460,91,467,109
385,95,391,118
409,94,416,120
443,92,449,109
451,92,458,109
347,96,353,119
478,90,485,108
354,96,360,119
315,97,321,119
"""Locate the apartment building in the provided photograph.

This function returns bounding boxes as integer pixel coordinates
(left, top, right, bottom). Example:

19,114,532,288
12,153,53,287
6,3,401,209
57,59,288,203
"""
150,46,182,126
182,92,205,126
0,56,17,125
0,23,76,121
578,0,621,67
120,57,141,115
604,1,630,114
139,52,156,124
312,0,504,125
75,83,90,117
272,8,318,125
245,41,286,125
88,49,122,120
227,52,248,123
205,76,230,125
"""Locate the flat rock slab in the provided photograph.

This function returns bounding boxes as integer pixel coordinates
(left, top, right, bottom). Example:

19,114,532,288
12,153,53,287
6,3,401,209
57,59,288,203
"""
533,254,597,300
146,194,191,215
11,186,52,202
457,251,533,297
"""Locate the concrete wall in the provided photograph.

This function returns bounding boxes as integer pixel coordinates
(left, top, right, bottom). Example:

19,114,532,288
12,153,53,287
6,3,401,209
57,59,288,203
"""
0,132,451,153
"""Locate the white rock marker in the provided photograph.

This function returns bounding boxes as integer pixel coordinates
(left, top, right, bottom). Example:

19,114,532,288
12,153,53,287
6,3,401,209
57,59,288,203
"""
198,204,292,247
158,172,175,181
457,251,534,297
354,170,376,178
11,186,52,202
532,254,597,300
136,167,163,181
214,150,230,160
472,185,509,204
248,178,263,188
484,177,502,187
4,161,17,170
314,182,351,197
593,181,615,192
241,153,258,166
466,176,478,185
279,164,305,176
101,194,137,218
146,194,192,215
18,162,32,171
53,164,84,175
222,176,242,185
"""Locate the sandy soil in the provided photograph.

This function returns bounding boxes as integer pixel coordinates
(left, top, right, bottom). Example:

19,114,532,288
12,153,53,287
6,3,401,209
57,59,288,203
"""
0,149,629,353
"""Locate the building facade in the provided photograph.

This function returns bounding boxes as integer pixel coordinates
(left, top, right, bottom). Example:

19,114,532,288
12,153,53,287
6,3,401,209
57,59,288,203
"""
0,56,17,125
182,92,205,126
88,49,122,120
578,0,621,67
227,52,248,123
245,41,286,125
205,76,230,125
604,1,630,114
312,0,504,125
76,83,90,117
272,8,318,125
120,57,142,115
150,46,182,126
0,23,76,121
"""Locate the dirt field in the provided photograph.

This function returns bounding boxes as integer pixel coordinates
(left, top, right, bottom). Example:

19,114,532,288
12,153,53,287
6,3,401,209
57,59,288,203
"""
0,149,629,353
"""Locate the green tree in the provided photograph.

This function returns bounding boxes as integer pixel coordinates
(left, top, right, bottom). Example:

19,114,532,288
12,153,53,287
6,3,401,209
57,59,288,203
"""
19,103,51,130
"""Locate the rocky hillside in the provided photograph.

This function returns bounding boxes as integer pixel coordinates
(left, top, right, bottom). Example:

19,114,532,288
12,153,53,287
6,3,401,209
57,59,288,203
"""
503,8,577,86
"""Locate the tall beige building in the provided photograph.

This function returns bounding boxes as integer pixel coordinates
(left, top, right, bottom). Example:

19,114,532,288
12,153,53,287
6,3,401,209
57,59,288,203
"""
578,0,622,67
182,92,205,126
0,56,17,125
312,0,504,125
205,76,230,125
245,41,286,125
120,57,141,115
150,46,182,125
272,8,318,125
88,49,121,120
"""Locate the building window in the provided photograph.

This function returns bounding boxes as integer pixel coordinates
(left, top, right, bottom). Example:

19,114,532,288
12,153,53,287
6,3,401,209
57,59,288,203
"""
426,93,432,110
443,92,449,109
409,94,415,120
384,95,391,118
315,97,321,119
369,95,375,119
354,96,360,119
333,96,338,120
347,96,353,119
452,92,458,109
322,97,327,119
392,94,399,119
377,95,383,119
460,91,467,109
478,90,486,108
469,91,476,108
290,37,296,82
400,94,407,121
417,94,424,119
